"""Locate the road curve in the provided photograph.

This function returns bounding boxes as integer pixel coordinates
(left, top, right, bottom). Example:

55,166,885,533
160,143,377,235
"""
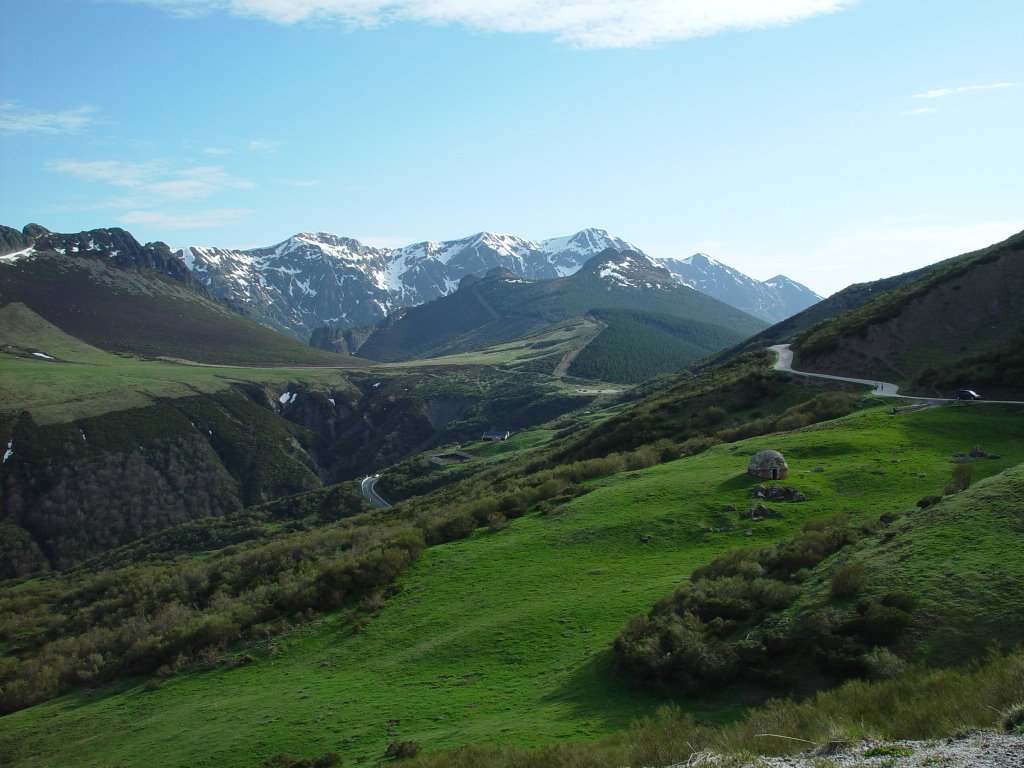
360,475,392,509
770,344,1024,405
769,344,943,401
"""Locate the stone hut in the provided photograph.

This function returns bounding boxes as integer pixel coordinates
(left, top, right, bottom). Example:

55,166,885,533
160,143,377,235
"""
748,449,789,480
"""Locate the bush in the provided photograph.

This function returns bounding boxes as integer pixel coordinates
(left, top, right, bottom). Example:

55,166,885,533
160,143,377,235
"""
1002,702,1024,733
916,495,942,509
862,647,907,680
262,753,342,768
946,463,974,494
830,563,866,598
385,740,421,759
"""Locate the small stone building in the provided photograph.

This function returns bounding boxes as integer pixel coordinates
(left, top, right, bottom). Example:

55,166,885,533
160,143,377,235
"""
748,449,789,480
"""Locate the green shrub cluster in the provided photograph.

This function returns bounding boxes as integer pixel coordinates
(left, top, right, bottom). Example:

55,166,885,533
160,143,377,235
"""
614,515,918,693
0,519,424,713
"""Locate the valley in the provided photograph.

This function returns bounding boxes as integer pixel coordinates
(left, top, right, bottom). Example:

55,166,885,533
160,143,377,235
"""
1,223,1023,768
2,400,1023,767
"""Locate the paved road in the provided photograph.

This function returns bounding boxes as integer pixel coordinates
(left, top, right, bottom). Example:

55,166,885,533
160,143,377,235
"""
769,344,1024,405
360,475,392,509
770,344,906,397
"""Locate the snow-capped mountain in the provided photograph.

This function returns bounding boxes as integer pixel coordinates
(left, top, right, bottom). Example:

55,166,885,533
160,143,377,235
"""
177,228,819,341
654,253,821,324
179,228,638,339
356,247,767,363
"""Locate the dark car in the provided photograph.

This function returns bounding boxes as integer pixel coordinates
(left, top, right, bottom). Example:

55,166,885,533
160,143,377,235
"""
954,389,981,400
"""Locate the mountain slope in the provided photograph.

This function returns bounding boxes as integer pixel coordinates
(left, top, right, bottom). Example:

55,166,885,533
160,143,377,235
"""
182,228,816,342
791,228,1024,396
182,228,638,340
656,253,821,323
356,249,768,363
567,308,753,384
0,226,348,366
4,397,1022,766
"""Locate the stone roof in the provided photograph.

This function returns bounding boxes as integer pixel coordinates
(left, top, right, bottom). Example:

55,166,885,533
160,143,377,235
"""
748,449,788,469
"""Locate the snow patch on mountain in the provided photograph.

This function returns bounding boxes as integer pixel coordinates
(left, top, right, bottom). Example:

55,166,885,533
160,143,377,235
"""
0,247,35,264
655,254,821,323
176,227,817,340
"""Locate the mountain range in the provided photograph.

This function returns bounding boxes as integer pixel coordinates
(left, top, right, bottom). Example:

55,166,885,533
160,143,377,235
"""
1,224,820,350
177,228,820,343
357,249,766,368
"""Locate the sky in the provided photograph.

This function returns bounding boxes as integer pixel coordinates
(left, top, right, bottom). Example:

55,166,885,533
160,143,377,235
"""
1,0,1022,297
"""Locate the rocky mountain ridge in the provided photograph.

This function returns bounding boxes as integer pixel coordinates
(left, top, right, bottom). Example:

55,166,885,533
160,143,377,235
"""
356,247,766,363
658,252,822,323
1,223,822,342
178,228,820,341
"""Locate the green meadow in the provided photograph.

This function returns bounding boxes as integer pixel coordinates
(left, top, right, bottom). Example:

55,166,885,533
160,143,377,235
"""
3,403,1022,767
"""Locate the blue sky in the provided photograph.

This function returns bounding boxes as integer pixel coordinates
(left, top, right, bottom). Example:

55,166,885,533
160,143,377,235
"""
1,0,1021,296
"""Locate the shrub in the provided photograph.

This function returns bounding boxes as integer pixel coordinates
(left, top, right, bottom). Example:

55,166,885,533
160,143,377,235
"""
830,563,866,598
856,604,913,646
946,463,974,494
916,495,942,509
1002,702,1024,733
862,647,907,680
385,740,421,759
879,592,917,613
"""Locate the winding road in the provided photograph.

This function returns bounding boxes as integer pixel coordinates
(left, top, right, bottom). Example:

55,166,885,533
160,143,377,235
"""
360,474,392,509
770,344,1024,404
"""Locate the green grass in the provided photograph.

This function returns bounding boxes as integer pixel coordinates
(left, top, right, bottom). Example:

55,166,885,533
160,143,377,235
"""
808,460,1024,665
0,301,362,423
3,404,1023,767
0,349,358,424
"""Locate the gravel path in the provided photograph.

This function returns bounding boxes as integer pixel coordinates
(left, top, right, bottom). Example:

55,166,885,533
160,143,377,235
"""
671,731,1024,768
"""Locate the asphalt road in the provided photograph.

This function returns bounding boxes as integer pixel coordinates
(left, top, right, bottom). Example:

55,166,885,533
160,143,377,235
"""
769,344,1024,404
770,344,1024,405
360,474,392,508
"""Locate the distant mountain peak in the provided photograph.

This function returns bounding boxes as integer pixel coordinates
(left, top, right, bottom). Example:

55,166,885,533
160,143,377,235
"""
170,226,821,340
681,252,722,267
654,253,821,323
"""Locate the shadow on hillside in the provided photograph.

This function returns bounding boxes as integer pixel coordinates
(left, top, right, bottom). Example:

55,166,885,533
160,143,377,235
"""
538,649,744,732
716,473,756,494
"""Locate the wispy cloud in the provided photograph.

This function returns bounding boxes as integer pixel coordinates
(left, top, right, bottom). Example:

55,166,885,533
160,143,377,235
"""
121,0,858,48
0,103,99,135
246,138,281,153
119,208,254,229
50,158,256,230
900,107,937,116
51,159,253,200
913,82,1016,99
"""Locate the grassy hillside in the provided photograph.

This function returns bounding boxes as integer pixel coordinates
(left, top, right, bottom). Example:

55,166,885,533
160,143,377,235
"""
0,254,347,367
814,461,1024,665
2,403,1022,767
614,459,1024,700
0,302,353,423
